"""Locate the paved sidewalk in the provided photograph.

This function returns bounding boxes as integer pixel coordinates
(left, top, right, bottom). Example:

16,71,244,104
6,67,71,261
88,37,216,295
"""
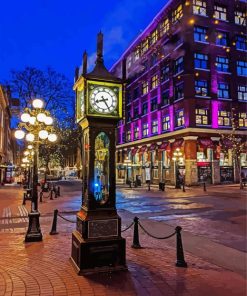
0,220,246,296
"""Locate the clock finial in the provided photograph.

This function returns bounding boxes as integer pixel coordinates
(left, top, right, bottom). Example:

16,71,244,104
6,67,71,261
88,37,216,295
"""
96,31,104,64
83,51,87,75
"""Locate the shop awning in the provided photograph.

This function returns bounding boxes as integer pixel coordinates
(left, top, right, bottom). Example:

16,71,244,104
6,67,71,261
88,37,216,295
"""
198,138,214,148
159,142,169,151
139,145,147,153
173,138,184,149
131,148,139,155
149,143,156,151
220,138,233,149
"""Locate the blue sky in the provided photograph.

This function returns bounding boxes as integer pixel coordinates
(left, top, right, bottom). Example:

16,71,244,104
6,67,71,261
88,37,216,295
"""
0,0,167,83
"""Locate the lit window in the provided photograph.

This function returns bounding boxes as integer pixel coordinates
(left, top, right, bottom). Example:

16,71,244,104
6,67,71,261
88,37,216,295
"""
151,75,158,89
174,56,184,74
160,18,169,36
196,109,209,125
237,60,247,76
218,111,231,126
142,123,149,137
150,29,158,45
174,83,184,100
238,85,247,101
194,53,208,69
214,5,227,21
172,4,183,23
218,82,230,99
126,130,131,142
141,39,149,54
235,10,246,26
162,91,169,105
193,0,207,16
216,31,229,47
161,65,169,81
175,109,185,127
162,115,170,131
239,113,247,127
195,80,209,96
142,81,148,95
151,97,158,111
142,102,148,115
134,126,139,139
152,120,158,134
216,56,229,72
127,55,132,69
134,48,140,61
236,35,247,51
194,26,208,42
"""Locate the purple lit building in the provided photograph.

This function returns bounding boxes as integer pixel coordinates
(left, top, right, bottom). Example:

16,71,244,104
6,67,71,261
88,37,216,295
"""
111,0,247,185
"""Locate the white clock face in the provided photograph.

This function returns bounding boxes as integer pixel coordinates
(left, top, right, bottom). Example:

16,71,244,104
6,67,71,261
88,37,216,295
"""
90,87,117,114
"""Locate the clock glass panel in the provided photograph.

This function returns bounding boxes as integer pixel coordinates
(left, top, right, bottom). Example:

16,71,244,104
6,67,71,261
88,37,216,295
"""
90,87,117,114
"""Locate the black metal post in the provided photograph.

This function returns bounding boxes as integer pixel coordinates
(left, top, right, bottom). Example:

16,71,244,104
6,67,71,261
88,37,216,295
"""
25,142,42,242
131,216,141,249
50,189,53,200
203,182,206,192
175,161,180,189
39,191,43,203
57,186,60,196
175,226,187,268
50,209,59,235
147,180,151,191
182,181,185,192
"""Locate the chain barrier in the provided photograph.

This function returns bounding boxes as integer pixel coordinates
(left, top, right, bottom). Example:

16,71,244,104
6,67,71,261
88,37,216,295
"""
138,221,176,240
57,212,76,223
121,221,134,232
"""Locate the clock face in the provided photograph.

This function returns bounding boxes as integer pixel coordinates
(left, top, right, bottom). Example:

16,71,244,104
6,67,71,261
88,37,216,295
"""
90,87,117,114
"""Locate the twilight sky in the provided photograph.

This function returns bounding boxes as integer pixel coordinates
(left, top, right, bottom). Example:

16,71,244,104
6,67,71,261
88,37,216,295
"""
0,0,167,83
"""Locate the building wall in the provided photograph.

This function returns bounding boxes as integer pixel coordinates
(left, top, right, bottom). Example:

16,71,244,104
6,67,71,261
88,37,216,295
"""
111,0,247,185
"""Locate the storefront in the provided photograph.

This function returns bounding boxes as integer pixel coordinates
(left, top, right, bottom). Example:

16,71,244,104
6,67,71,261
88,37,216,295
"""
197,138,214,183
219,146,234,183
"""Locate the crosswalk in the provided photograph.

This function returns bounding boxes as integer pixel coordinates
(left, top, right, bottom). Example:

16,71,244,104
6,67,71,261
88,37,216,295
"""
0,205,29,232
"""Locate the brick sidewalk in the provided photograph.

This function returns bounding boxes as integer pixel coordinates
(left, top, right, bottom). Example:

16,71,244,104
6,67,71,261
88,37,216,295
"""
0,221,246,296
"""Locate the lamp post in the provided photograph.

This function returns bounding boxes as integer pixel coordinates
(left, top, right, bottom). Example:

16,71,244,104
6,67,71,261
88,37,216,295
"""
14,98,57,242
172,148,183,189
124,156,132,185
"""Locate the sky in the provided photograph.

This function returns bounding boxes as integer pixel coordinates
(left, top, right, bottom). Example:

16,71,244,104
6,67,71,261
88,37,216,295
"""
0,0,168,84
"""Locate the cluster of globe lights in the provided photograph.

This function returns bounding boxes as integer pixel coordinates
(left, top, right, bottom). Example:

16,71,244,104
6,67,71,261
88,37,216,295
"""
21,145,35,167
14,99,57,143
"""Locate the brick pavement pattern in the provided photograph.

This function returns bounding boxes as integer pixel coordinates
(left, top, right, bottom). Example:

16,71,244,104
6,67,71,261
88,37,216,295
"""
0,223,246,296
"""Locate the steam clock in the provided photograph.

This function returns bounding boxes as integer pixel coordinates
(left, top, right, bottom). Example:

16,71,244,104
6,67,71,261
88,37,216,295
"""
71,32,126,274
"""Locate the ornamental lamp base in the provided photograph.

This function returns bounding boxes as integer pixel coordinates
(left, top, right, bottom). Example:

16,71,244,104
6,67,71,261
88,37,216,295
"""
25,211,43,242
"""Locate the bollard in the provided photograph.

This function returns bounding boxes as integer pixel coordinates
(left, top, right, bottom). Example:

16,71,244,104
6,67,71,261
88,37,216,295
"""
182,182,185,192
175,226,187,268
50,190,53,200
22,193,26,205
39,191,43,203
50,209,59,235
131,217,142,249
57,186,60,196
147,181,151,191
203,182,206,192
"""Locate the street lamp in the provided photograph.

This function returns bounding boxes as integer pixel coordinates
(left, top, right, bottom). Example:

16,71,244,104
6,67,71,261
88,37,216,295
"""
172,148,183,189
14,98,57,242
124,156,132,185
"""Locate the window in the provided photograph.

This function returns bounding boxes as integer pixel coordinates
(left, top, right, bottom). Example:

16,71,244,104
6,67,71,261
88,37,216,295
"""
236,35,247,51
133,107,139,119
237,60,247,76
162,91,169,105
161,65,169,81
195,80,209,96
239,113,247,127
142,81,149,95
174,56,184,74
150,54,158,67
151,75,158,89
160,18,169,36
194,53,208,69
134,126,139,139
133,87,139,99
152,120,158,134
141,39,149,54
150,29,158,45
151,98,158,111
134,48,140,61
172,4,183,23
235,10,246,26
162,115,170,131
218,111,230,126
196,109,209,125
174,83,184,100
193,0,207,16
238,85,247,101
175,109,185,127
142,123,149,137
126,92,131,104
126,110,131,122
194,26,207,42
216,56,229,72
214,5,227,21
142,102,148,115
218,82,229,99
216,31,229,47
126,130,131,142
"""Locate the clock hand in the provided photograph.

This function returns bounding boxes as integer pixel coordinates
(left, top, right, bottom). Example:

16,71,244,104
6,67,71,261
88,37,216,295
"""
101,96,110,109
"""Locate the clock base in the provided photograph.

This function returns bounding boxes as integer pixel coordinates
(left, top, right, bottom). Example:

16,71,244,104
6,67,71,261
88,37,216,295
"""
71,230,127,275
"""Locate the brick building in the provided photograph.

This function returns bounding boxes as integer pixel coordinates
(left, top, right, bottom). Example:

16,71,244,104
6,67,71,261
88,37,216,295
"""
111,0,247,185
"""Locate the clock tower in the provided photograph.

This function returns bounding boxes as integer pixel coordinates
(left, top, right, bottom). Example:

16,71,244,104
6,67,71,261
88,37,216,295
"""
71,32,126,274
